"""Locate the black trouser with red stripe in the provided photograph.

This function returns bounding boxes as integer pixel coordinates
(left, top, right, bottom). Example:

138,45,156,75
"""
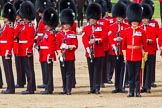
2,56,15,92
127,61,141,94
87,57,103,92
41,62,48,85
41,62,53,92
15,55,26,86
107,54,115,81
101,51,109,84
0,66,3,87
151,53,156,85
60,60,75,93
19,56,36,92
143,55,154,90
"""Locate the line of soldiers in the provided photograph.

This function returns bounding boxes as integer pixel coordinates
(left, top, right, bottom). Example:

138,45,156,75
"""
0,0,161,97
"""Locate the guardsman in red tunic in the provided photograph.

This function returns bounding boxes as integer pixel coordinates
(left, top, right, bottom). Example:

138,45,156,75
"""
141,0,158,89
95,0,110,87
18,1,36,94
38,7,58,94
0,3,16,94
122,3,146,97
109,2,129,93
13,0,26,88
82,3,105,94
140,4,157,93
59,0,77,88
56,9,78,95
35,0,52,89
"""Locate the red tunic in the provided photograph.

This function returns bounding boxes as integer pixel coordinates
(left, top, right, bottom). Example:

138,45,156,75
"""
17,22,35,56
97,18,110,51
14,20,24,55
82,24,105,58
122,27,146,61
108,22,129,56
39,30,56,62
0,23,14,56
140,25,157,54
56,31,78,61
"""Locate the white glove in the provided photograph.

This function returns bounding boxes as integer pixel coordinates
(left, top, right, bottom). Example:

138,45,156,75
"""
60,56,64,62
60,43,69,49
86,47,90,54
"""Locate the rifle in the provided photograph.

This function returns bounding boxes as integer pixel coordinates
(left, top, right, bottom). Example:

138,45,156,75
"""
34,30,47,50
89,25,95,63
115,22,121,60
60,32,66,67
14,25,25,42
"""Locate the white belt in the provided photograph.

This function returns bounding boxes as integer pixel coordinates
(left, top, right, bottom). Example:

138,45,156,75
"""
40,46,49,49
19,40,28,43
37,33,43,36
0,40,7,43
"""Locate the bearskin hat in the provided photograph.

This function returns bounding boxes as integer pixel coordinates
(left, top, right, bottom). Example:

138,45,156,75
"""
142,3,153,19
104,0,112,13
59,0,76,14
43,7,59,28
35,0,53,13
60,8,74,26
95,0,107,17
19,1,36,20
112,2,126,18
119,0,131,6
2,2,16,22
13,0,23,15
126,2,142,24
141,0,154,17
86,3,101,21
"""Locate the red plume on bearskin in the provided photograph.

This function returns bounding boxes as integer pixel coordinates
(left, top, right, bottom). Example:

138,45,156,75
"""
43,7,59,28
126,2,142,24
60,8,74,26
86,3,101,21
2,2,16,22
19,1,36,20
142,3,153,20
112,1,126,18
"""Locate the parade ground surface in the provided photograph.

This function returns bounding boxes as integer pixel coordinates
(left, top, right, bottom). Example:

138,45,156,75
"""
0,20,162,108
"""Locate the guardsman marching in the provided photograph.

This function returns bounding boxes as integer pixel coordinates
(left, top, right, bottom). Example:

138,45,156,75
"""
140,4,157,93
82,3,105,94
35,0,53,89
1,2,16,94
13,0,26,88
59,0,77,88
122,3,147,97
18,1,36,94
56,9,78,95
109,1,129,93
38,7,58,94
